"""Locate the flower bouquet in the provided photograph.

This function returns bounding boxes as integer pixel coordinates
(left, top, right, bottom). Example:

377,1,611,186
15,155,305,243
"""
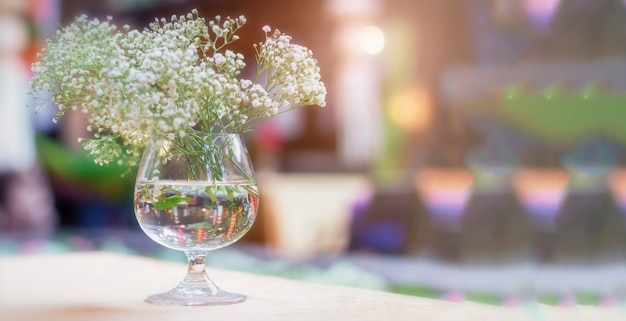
29,9,326,305
30,9,326,170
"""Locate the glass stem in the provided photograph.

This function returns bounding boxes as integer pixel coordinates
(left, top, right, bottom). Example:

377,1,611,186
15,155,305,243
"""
179,251,220,295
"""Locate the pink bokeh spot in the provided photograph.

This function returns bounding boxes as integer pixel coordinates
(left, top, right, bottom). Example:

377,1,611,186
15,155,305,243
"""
518,188,567,221
422,189,472,222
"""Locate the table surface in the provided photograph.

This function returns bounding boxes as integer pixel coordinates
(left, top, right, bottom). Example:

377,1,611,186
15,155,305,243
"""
0,252,619,321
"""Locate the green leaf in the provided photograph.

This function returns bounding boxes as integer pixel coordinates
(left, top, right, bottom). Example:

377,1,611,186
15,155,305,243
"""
186,222,212,229
205,186,218,203
153,196,193,210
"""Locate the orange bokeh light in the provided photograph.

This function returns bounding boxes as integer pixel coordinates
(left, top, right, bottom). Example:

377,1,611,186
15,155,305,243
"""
388,85,432,133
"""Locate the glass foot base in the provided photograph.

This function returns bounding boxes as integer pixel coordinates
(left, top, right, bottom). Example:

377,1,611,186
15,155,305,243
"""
144,251,246,306
146,288,246,306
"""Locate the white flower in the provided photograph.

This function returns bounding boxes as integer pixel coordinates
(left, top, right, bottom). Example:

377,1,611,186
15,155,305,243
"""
29,9,326,168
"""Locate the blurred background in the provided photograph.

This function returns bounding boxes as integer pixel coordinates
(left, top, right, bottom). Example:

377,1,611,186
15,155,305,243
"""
2,0,626,308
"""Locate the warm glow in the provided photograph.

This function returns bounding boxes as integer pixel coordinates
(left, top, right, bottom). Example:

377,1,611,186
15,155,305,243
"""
415,168,475,193
513,168,569,220
389,86,431,133
608,168,626,213
358,25,385,55
414,168,474,222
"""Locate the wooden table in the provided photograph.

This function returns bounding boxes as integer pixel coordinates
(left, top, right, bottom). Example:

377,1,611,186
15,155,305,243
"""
0,252,618,320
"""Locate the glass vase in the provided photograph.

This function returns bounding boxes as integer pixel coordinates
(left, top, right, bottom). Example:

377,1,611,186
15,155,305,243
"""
134,133,258,306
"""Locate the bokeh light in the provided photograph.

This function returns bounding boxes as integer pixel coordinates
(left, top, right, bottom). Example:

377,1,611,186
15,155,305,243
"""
358,25,385,55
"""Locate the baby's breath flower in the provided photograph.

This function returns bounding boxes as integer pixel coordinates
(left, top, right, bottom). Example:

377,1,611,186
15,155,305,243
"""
29,9,326,169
